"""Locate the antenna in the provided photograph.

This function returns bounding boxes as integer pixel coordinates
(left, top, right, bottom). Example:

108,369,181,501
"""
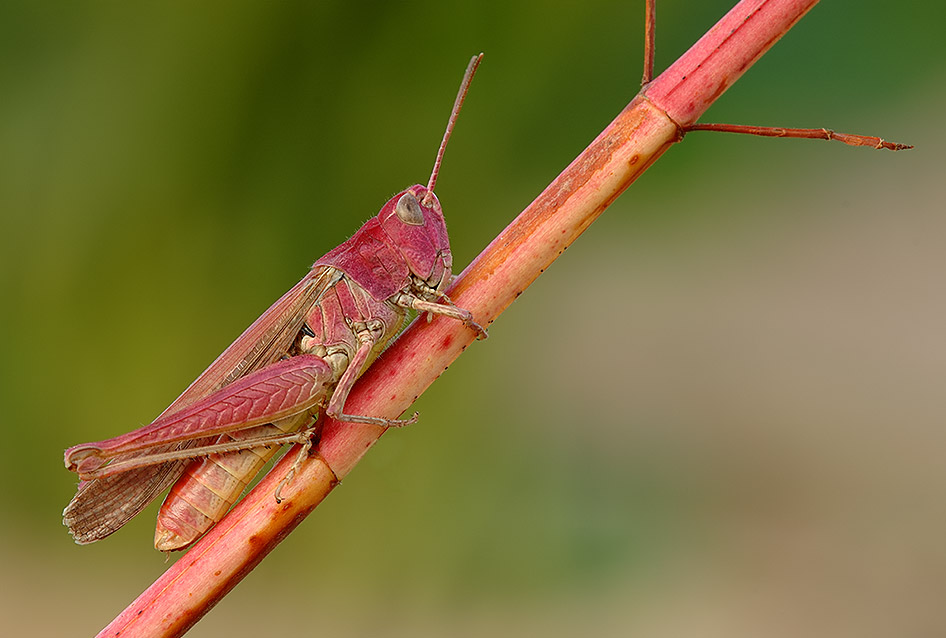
423,53,483,205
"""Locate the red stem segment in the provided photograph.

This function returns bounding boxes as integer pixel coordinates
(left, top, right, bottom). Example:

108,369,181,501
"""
645,0,817,126
99,1,828,635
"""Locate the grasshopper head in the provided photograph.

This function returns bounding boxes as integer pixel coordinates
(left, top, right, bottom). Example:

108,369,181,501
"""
377,54,482,298
379,185,453,295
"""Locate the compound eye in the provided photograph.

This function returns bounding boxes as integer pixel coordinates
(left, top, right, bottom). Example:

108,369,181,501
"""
395,191,424,226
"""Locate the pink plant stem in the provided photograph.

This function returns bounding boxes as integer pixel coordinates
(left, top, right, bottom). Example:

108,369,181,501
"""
645,0,817,127
99,1,818,635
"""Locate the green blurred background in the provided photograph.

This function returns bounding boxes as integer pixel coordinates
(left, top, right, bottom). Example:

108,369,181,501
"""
2,1,942,635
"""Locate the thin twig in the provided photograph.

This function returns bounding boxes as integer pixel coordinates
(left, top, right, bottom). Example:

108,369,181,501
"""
685,123,912,150
641,0,656,84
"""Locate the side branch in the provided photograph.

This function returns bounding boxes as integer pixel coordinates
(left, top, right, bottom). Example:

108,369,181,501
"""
686,123,912,150
641,0,656,85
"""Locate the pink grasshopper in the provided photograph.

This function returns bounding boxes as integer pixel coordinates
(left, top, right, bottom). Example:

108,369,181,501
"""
63,55,487,551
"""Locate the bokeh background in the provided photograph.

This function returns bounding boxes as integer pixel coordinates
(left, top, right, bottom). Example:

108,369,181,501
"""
2,1,942,636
